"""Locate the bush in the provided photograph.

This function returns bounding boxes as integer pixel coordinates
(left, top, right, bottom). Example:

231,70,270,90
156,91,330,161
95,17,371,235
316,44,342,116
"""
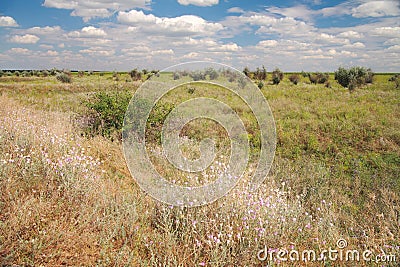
0,70,3,77
190,71,206,81
129,69,142,81
308,72,329,84
205,68,219,80
254,65,267,80
42,70,49,77
334,66,374,91
389,74,400,88
257,81,264,89
289,74,300,85
173,71,181,80
272,68,284,85
56,72,72,83
243,67,251,78
238,76,247,89
83,91,133,139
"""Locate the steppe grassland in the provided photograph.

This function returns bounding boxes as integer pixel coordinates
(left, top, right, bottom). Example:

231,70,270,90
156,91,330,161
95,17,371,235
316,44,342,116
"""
0,73,399,266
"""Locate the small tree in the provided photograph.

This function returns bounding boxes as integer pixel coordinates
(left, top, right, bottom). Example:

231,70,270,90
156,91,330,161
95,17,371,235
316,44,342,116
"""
272,68,284,85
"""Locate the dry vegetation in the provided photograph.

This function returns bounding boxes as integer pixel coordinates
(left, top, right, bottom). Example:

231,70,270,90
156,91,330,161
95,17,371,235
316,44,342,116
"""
0,72,399,266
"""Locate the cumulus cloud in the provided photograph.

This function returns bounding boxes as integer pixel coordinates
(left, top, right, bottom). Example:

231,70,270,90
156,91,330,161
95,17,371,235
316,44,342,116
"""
10,34,40,44
177,0,218,7
371,26,400,38
8,48,30,54
337,30,364,39
26,26,62,35
43,0,151,21
227,7,244,14
0,16,18,27
257,40,278,47
117,10,223,36
352,1,400,18
80,47,115,56
208,43,241,52
68,26,107,38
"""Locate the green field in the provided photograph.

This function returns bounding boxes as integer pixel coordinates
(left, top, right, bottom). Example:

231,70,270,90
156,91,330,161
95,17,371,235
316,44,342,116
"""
0,71,399,266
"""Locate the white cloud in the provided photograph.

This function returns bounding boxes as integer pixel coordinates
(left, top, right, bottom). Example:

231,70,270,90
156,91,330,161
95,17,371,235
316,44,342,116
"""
46,50,59,56
68,26,107,38
344,42,366,49
337,30,364,39
8,48,30,54
177,0,218,7
10,34,40,44
118,11,223,36
26,26,62,35
208,43,241,52
267,5,316,21
118,10,156,24
39,44,54,49
43,0,151,21
227,7,244,14
371,26,400,38
80,47,115,56
352,1,400,18
0,16,18,27
386,45,400,51
258,40,278,47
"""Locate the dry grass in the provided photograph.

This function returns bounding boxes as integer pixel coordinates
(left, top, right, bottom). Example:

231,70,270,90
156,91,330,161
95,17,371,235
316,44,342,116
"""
0,73,399,266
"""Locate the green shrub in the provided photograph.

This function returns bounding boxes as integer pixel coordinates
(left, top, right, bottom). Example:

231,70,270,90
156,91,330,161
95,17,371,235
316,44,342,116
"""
129,69,142,81
243,67,251,78
389,74,400,88
272,68,284,85
289,74,300,85
238,76,247,89
257,81,264,89
42,70,49,77
173,71,181,80
205,68,219,80
308,72,329,84
0,70,3,77
335,66,373,91
254,65,267,80
83,91,133,139
56,72,72,83
190,71,206,81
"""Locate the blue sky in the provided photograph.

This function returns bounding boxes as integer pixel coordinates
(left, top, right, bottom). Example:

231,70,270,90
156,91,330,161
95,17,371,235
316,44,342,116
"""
0,0,399,71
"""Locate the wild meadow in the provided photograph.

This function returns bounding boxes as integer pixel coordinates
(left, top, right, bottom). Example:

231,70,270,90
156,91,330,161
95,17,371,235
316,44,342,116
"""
0,70,399,266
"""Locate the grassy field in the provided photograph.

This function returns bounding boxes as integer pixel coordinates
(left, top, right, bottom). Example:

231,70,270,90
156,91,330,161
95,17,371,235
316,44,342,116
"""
0,72,399,266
